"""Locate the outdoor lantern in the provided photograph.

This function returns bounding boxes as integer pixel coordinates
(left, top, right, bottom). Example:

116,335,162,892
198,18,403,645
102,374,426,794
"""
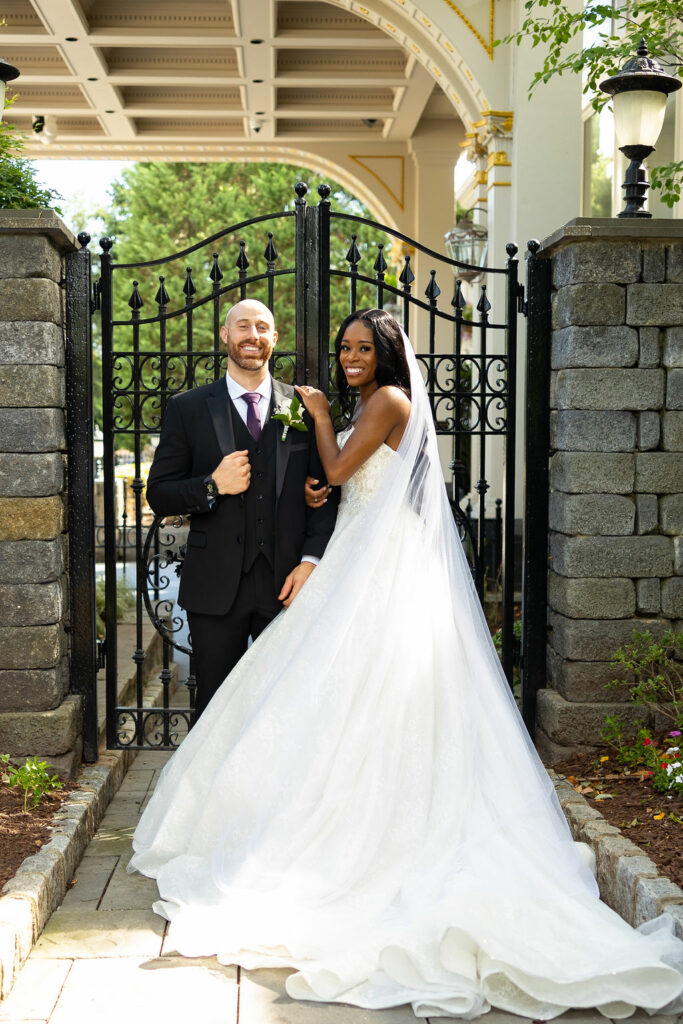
445,210,488,282
0,57,20,122
599,39,682,218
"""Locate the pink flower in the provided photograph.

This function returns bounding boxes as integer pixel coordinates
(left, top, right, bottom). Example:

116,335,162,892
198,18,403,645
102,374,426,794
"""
669,730,681,737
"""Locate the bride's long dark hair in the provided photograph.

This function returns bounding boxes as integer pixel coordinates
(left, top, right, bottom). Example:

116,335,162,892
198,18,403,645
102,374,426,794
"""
333,308,412,419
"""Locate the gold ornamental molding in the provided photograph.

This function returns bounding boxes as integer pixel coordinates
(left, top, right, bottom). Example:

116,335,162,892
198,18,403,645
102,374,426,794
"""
349,154,406,211
439,0,495,61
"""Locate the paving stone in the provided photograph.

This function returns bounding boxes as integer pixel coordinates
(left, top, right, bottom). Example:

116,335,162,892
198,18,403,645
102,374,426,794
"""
553,241,641,287
0,957,71,1021
83,827,135,858
552,284,625,329
98,860,159,912
548,494,635,536
550,410,635,451
635,453,683,493
32,909,164,959
555,368,664,411
550,535,673,578
48,956,237,1024
663,326,683,366
551,326,638,369
627,284,683,326
98,797,146,829
549,453,634,494
638,411,660,450
59,857,118,911
240,967,416,1023
116,769,155,797
635,493,658,534
0,321,64,367
662,411,683,451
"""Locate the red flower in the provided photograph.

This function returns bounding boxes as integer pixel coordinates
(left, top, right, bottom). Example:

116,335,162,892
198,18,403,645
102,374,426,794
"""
645,771,654,777
660,763,668,769
642,738,652,745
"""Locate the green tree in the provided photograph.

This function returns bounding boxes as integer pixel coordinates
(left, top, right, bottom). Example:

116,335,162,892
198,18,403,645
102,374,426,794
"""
0,115,63,212
496,1,683,206
97,162,393,444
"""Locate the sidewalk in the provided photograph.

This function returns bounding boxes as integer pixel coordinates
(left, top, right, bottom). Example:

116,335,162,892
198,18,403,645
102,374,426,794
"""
0,744,671,1024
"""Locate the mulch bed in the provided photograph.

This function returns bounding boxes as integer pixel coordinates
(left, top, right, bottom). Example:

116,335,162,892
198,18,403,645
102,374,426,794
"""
554,751,683,889
0,783,76,891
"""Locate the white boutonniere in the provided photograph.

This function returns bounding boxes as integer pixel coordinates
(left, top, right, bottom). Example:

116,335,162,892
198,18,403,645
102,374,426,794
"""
272,395,308,441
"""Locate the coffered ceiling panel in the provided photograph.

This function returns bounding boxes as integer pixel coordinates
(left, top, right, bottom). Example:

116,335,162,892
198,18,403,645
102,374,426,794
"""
1,0,461,156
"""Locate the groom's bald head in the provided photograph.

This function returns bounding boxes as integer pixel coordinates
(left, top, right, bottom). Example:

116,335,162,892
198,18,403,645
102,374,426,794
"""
221,298,277,376
224,298,275,332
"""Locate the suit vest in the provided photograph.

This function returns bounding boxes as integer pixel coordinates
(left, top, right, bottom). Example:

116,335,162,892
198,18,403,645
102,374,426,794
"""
229,398,277,573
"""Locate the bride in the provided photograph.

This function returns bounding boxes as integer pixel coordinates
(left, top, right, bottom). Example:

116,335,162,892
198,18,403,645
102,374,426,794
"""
129,308,683,1019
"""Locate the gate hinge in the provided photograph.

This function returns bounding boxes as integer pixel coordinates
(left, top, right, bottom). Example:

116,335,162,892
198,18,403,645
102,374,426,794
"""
517,283,527,317
91,279,101,314
96,636,106,670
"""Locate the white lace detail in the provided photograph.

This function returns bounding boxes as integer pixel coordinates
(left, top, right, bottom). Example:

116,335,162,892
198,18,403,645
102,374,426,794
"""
335,426,396,524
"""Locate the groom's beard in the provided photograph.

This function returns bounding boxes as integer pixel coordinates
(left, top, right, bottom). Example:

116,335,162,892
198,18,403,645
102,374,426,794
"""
225,336,274,372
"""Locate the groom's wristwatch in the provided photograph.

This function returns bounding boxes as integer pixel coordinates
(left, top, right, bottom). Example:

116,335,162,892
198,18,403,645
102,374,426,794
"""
203,474,219,509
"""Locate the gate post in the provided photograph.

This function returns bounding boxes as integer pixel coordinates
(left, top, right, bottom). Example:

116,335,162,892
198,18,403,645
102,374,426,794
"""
521,240,552,736
65,232,98,762
316,184,332,394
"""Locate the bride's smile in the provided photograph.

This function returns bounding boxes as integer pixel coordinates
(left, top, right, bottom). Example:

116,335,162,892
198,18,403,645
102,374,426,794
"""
339,321,378,393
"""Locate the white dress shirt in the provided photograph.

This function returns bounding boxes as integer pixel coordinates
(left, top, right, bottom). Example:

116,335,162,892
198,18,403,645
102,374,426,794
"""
225,368,272,428
224,368,319,567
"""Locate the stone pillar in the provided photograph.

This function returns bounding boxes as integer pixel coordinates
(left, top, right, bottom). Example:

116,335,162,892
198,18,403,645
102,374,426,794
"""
0,212,83,777
535,219,683,762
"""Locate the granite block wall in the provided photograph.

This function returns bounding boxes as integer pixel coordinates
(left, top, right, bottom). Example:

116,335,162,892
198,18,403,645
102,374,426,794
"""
535,223,683,762
0,213,82,777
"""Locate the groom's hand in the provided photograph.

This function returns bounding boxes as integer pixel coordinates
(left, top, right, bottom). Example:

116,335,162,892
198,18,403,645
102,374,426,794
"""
305,476,331,508
279,561,315,607
212,450,251,494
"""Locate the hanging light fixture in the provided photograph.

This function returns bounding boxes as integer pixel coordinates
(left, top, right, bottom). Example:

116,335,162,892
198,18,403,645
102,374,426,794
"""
444,207,488,282
0,57,20,122
599,39,682,218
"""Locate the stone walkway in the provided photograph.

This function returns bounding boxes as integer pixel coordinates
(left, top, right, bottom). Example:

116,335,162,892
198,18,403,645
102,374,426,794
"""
0,751,679,1024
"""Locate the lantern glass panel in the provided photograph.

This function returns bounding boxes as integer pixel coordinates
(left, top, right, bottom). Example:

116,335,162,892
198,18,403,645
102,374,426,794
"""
0,80,6,120
613,88,667,148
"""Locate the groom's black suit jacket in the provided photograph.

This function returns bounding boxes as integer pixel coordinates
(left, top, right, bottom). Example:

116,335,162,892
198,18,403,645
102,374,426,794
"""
146,375,338,616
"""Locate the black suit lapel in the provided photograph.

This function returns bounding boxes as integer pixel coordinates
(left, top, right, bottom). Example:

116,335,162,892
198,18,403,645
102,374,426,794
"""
206,377,236,457
272,377,293,502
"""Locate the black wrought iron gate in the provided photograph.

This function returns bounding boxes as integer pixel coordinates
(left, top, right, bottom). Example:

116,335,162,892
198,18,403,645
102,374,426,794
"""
73,181,551,755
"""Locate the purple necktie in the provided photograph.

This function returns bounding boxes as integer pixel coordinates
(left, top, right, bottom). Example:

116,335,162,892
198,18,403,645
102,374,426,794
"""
241,392,262,441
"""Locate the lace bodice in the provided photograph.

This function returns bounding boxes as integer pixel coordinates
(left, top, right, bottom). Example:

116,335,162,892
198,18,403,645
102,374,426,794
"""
335,426,396,522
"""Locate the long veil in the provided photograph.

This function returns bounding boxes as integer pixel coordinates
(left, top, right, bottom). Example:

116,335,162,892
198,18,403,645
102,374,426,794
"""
130,326,683,1019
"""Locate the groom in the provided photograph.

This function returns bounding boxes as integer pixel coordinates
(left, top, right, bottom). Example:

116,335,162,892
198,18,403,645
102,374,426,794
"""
146,298,338,719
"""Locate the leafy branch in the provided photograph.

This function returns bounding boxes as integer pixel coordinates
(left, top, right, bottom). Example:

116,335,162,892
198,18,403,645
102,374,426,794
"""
495,0,683,206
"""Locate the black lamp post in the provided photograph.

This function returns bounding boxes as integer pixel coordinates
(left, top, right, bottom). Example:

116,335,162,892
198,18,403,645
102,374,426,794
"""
599,39,682,218
0,57,20,122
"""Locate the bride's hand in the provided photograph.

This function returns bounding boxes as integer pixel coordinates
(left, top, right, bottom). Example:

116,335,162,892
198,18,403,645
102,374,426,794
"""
294,385,330,421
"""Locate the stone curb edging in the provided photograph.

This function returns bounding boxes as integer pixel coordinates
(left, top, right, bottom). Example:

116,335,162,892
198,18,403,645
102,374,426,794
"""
0,745,135,999
549,769,683,936
0,662,179,1001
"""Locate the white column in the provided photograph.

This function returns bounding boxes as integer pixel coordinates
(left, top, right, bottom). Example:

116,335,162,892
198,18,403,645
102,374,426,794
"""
409,120,464,480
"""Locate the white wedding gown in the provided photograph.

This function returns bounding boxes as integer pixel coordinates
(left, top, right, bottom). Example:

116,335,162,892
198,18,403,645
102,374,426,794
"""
130,398,683,1019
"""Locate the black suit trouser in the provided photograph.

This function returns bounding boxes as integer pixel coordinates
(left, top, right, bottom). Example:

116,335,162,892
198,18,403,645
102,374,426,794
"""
187,554,283,721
